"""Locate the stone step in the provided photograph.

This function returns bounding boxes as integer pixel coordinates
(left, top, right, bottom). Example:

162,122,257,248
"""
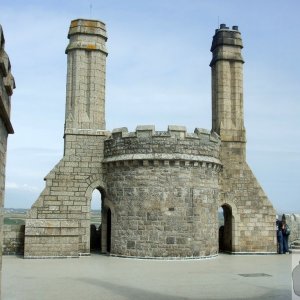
293,241,300,246
290,249,300,254
291,240,300,250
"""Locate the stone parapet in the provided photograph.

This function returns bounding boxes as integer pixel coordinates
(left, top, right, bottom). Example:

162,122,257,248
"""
104,126,221,166
24,219,79,258
284,214,300,243
2,225,25,255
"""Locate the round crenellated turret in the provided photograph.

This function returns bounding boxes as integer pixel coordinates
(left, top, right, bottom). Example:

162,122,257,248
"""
103,125,222,258
104,125,221,167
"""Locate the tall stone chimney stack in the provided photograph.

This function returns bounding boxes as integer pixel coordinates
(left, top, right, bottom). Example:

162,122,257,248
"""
210,24,245,143
65,19,108,134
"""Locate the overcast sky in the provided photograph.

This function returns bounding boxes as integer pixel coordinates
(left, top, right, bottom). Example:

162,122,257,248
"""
1,0,299,213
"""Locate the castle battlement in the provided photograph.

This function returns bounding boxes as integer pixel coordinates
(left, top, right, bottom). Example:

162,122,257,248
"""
109,125,220,141
104,125,221,166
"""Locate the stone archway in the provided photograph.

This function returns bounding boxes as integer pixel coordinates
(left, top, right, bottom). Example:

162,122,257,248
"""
90,189,103,253
101,206,112,254
85,179,108,254
219,204,234,253
106,208,111,253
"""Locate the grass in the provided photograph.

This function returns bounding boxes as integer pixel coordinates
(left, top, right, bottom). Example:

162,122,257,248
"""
4,210,102,226
4,218,25,225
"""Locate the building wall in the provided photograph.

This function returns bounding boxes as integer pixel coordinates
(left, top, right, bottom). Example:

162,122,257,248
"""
103,126,221,258
210,25,276,253
25,19,109,258
219,142,276,253
284,214,300,244
2,225,25,255
0,24,15,298
24,133,107,257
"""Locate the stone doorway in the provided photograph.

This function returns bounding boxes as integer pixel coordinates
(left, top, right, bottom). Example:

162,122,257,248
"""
106,209,111,253
100,206,112,254
90,188,103,253
219,204,233,253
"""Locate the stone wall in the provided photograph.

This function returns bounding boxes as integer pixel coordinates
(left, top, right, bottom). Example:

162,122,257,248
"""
2,225,24,255
219,142,276,253
210,25,276,253
103,126,221,258
284,214,300,243
0,24,15,298
25,133,107,257
24,19,109,258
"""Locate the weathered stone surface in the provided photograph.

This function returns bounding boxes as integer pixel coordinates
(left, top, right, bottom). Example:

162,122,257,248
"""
0,24,15,298
283,214,300,243
24,20,276,259
104,128,221,257
211,25,276,253
2,225,24,255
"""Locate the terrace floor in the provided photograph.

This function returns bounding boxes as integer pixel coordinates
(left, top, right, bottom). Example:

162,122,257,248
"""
2,253,296,300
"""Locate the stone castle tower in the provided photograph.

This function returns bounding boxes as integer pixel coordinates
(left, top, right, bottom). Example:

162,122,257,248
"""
210,24,275,252
24,20,276,258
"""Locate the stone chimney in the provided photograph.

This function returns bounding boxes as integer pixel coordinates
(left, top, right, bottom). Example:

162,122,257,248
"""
210,24,246,143
64,19,108,134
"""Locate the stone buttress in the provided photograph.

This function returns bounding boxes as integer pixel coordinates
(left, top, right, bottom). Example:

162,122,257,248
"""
210,24,276,253
24,19,109,257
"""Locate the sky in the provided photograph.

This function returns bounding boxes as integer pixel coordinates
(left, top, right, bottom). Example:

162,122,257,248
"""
1,0,299,213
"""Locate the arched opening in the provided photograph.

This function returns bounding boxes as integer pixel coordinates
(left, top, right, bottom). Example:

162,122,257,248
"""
100,206,112,254
106,208,111,253
219,204,233,253
90,189,103,253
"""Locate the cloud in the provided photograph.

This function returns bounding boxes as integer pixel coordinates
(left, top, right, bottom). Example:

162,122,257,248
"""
6,182,39,193
5,182,41,209
1,0,300,213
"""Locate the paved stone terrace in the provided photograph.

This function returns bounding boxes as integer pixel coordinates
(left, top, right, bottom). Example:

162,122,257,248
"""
2,254,292,300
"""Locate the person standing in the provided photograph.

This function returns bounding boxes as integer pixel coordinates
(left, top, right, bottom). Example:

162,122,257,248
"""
276,219,283,254
282,214,290,254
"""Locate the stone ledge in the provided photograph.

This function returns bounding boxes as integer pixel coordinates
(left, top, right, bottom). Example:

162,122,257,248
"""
103,153,221,166
64,128,110,136
66,41,108,55
228,252,277,255
25,219,79,229
109,253,218,260
24,255,79,259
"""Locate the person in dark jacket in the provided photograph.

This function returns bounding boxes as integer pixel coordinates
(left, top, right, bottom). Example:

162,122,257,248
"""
282,214,290,254
276,218,283,254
